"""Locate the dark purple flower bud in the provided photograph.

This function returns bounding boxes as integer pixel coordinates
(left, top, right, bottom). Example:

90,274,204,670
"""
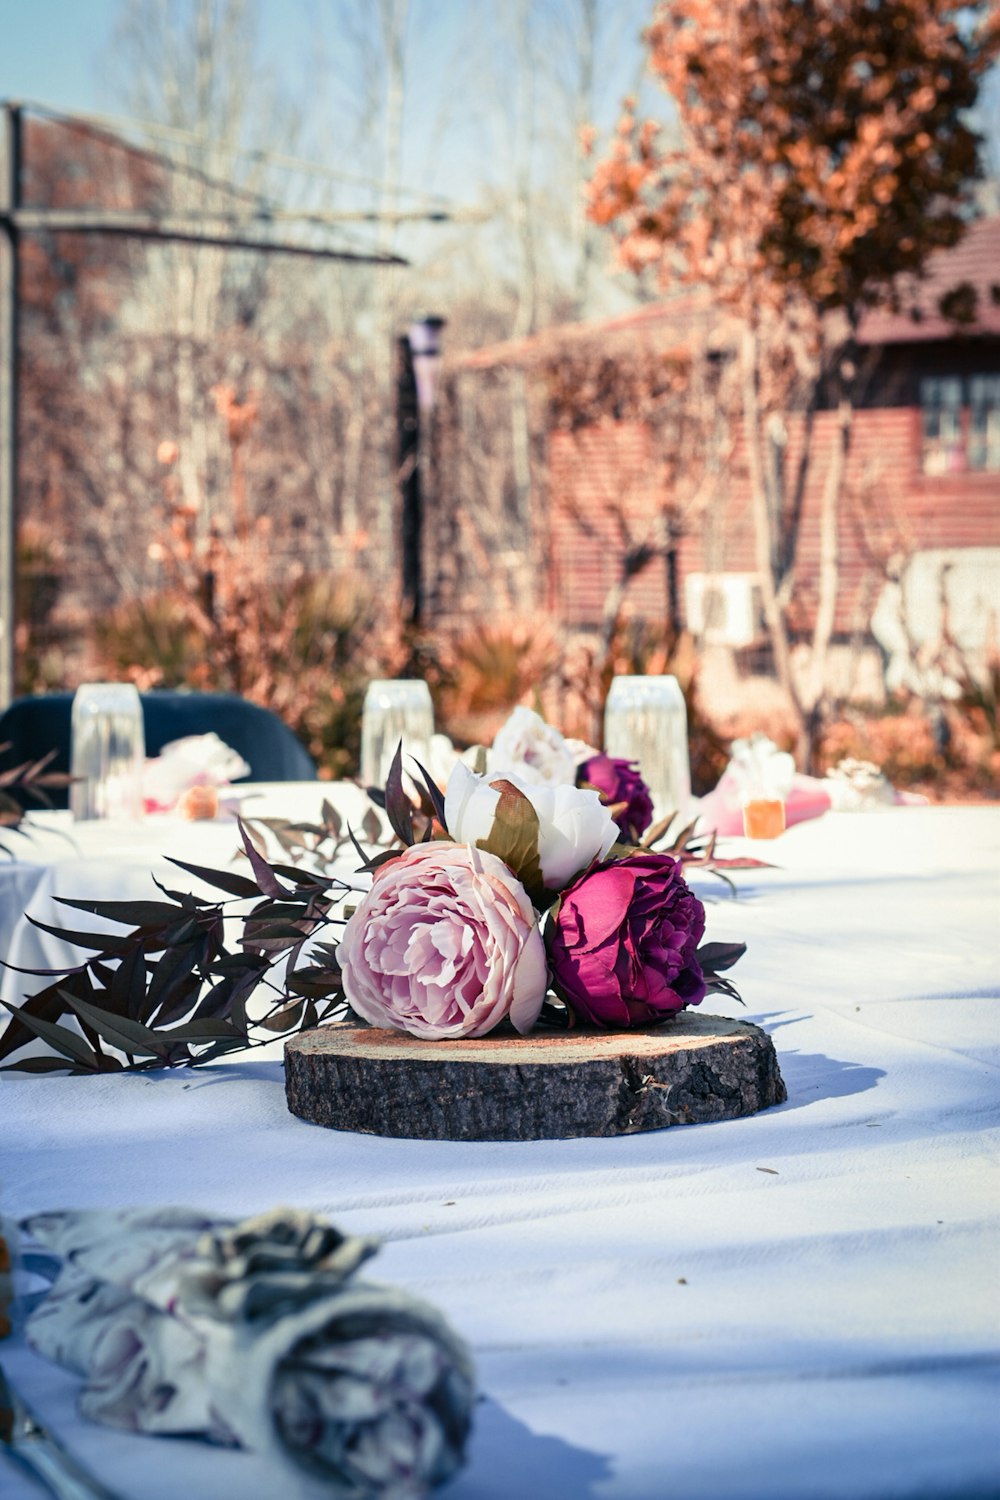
545,852,706,1028
578,754,654,842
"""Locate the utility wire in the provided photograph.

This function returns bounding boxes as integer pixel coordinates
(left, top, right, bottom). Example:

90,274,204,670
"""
19,99,459,210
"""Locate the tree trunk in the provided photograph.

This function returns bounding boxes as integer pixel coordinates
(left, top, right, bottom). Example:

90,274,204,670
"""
801,375,852,769
740,324,809,761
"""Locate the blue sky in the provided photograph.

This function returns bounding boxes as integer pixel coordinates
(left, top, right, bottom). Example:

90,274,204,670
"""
1,0,115,112
1,0,319,117
0,0,654,194
0,1,481,220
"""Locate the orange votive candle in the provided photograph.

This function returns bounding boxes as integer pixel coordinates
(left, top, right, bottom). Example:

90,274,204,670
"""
742,797,786,839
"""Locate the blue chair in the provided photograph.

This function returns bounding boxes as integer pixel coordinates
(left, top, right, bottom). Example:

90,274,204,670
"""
0,690,316,809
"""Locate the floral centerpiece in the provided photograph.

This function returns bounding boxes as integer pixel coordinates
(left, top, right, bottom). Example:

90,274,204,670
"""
344,706,743,1041
0,707,747,1072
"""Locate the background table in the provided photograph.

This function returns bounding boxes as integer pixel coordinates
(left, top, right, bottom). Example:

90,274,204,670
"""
2,803,999,1499
0,782,377,1004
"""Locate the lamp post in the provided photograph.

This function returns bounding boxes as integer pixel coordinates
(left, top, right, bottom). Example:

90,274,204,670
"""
398,315,445,629
0,104,21,708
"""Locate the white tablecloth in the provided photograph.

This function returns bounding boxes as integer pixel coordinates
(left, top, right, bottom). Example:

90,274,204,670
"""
2,803,999,1499
0,782,377,1000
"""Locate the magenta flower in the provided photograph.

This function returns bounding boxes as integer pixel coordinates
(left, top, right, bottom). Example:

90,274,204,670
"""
578,754,654,842
339,841,547,1040
545,852,706,1028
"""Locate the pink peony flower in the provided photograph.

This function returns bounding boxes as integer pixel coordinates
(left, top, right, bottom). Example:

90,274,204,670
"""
546,852,707,1028
339,841,547,1040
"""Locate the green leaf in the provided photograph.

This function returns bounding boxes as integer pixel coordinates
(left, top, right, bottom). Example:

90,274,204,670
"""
257,861,331,889
347,825,399,873
208,953,268,974
260,1000,305,1033
147,939,203,1016
110,943,148,1021
697,941,747,974
243,920,312,942
148,975,202,1029
476,779,546,903
158,915,199,948
285,967,343,1000
56,898,186,929
0,973,86,1061
711,856,775,870
1,1054,85,1074
320,799,342,837
26,916,135,954
382,741,415,846
238,820,292,897
704,975,745,1004
159,1018,245,1044
167,858,262,898
641,813,677,847
360,806,384,843
227,985,250,1038
246,900,314,922
411,758,447,828
62,994,166,1058
668,817,701,853
152,875,208,909
310,941,342,963
8,1007,100,1069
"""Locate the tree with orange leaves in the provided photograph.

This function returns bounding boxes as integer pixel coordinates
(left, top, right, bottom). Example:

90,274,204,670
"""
589,0,1000,766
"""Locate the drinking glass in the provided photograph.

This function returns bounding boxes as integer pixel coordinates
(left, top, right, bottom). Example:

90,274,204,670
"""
603,674,692,824
70,683,145,822
729,733,793,839
361,680,434,790
742,797,786,839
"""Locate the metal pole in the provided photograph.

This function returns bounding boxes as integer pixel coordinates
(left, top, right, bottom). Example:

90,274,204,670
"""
406,317,445,628
397,333,421,628
0,103,21,708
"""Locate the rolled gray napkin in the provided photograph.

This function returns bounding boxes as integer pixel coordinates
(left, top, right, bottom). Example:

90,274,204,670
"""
22,1206,476,1499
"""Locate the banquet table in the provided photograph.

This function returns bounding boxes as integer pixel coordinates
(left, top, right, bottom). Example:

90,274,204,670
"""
0,781,380,999
1,795,999,1500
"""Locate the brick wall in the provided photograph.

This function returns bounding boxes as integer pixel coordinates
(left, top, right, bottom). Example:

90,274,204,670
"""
548,403,1000,637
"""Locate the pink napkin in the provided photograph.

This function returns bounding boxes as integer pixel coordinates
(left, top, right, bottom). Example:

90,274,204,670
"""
697,767,832,837
143,733,251,814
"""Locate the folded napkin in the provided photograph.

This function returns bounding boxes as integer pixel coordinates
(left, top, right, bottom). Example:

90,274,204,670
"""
697,734,832,837
22,1206,476,1499
824,757,928,811
143,733,251,816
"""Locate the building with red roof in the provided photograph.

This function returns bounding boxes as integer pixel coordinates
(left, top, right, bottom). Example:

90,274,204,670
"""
444,217,1000,678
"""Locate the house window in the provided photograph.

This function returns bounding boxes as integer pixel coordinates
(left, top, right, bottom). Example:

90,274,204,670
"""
920,375,1000,474
969,376,1000,472
920,377,963,474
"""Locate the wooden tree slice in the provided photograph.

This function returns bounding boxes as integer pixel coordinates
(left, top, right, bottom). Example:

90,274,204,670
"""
284,1014,786,1141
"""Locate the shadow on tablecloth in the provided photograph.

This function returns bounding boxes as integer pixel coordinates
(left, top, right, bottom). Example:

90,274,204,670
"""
450,1396,612,1498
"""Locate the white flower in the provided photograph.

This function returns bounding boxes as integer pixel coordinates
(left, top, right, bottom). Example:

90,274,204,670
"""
445,761,618,891
563,735,599,766
489,706,577,786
